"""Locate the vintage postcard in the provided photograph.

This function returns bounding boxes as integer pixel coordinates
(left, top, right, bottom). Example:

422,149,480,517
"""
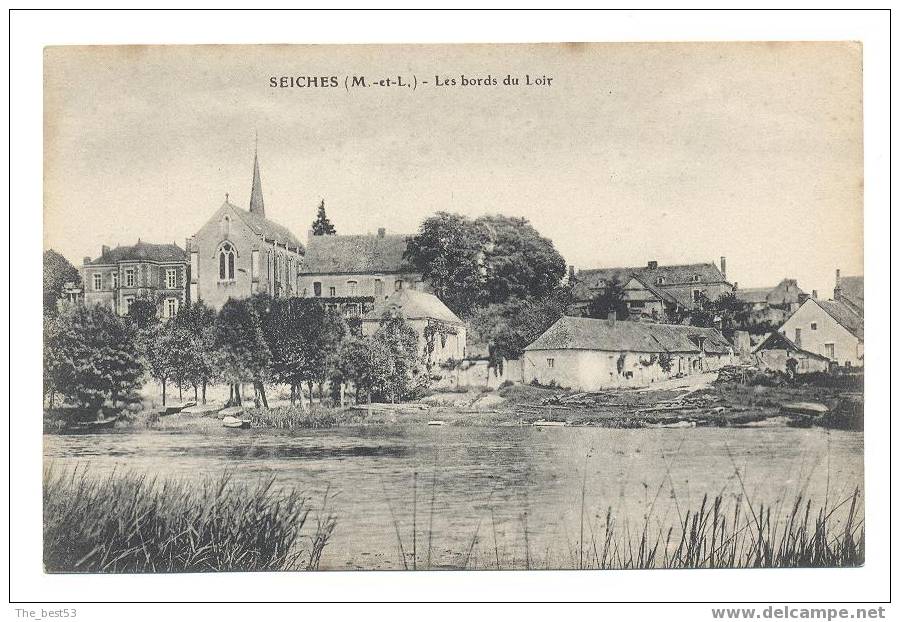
42,42,864,573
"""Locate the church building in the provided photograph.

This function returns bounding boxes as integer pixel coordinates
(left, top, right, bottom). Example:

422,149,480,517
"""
187,148,305,310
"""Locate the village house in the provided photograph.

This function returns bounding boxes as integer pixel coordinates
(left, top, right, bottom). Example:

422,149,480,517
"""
778,273,864,368
523,315,734,391
751,330,831,375
81,240,189,319
360,288,466,366
299,228,423,318
187,148,305,310
570,258,732,320
734,278,808,326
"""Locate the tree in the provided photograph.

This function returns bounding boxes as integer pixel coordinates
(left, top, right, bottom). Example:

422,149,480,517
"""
370,310,421,402
140,322,179,406
43,305,144,410
174,301,218,403
469,288,571,363
214,298,270,406
403,212,489,317
43,249,80,316
311,199,336,236
476,215,567,304
126,298,159,329
586,278,629,320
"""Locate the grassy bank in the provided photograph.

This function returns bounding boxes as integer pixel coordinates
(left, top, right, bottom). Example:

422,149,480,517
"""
43,467,336,572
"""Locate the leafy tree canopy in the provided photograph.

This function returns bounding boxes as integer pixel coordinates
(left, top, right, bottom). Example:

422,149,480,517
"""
585,277,630,321
43,249,80,315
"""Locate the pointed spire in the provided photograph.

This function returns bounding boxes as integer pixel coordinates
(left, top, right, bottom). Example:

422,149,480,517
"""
249,135,265,217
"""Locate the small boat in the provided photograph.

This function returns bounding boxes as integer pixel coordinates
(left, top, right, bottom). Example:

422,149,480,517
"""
532,419,567,427
222,416,251,429
654,420,696,429
427,420,445,426
219,406,244,418
781,402,829,416
71,415,119,430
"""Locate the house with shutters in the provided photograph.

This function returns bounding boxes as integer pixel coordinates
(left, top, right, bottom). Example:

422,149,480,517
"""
298,228,424,318
81,240,189,319
187,148,305,310
570,258,732,320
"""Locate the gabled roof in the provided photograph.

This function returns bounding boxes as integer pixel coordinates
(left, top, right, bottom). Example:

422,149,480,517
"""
301,233,417,274
88,240,186,265
362,289,463,325
627,274,682,306
573,262,728,301
524,316,732,355
753,330,831,360
226,201,303,250
814,299,864,341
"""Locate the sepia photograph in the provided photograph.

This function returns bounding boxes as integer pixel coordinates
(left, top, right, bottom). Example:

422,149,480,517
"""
9,9,891,611
38,40,868,575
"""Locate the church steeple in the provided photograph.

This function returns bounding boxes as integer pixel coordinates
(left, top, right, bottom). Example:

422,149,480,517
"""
249,136,265,217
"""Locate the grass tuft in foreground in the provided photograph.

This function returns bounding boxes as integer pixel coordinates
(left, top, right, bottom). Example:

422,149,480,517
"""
43,467,336,572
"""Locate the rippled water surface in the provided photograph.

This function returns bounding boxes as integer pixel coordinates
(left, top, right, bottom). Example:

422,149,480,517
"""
44,424,863,569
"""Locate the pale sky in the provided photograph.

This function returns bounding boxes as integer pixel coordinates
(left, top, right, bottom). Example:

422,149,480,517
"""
44,43,863,295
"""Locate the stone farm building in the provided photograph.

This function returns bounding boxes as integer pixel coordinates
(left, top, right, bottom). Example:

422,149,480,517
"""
778,297,863,368
81,240,189,319
752,330,831,375
187,150,305,310
570,258,732,320
299,228,424,318
361,288,466,366
734,278,808,326
523,316,734,390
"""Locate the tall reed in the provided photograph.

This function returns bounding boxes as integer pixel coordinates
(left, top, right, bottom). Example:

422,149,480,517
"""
43,467,336,572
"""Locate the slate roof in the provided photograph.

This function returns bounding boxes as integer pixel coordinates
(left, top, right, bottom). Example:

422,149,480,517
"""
753,331,831,360
837,276,864,310
302,233,417,274
524,316,733,355
89,241,186,265
573,262,728,301
362,289,463,325
815,299,864,341
628,274,682,305
228,201,303,250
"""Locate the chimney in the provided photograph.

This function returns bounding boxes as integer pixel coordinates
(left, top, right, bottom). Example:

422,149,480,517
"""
834,268,843,300
607,310,616,327
307,228,314,241
102,245,110,256
568,265,575,281
812,289,818,300
647,260,658,270
732,282,738,291
720,256,727,279
184,238,191,252
377,227,386,238
83,256,91,266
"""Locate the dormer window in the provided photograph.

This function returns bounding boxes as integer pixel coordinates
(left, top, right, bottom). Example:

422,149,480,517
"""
218,243,236,280
656,277,665,285
693,275,701,283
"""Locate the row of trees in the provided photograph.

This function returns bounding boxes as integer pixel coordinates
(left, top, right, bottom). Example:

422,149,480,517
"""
44,295,425,411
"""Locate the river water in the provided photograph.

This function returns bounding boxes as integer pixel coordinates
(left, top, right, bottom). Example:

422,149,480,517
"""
43,425,863,570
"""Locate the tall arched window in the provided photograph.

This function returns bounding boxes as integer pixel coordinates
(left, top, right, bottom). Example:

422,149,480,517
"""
219,243,236,280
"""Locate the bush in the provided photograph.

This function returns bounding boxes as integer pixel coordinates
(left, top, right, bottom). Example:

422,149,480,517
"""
43,468,335,572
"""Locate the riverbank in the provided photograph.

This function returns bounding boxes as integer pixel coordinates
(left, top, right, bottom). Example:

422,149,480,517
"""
44,371,863,433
